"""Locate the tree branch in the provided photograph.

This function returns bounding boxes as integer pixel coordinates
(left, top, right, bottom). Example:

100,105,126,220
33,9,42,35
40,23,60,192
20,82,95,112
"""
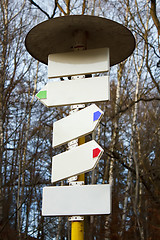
57,2,67,15
51,0,58,18
150,0,160,36
105,149,160,206
146,61,160,93
29,0,51,19
100,97,160,124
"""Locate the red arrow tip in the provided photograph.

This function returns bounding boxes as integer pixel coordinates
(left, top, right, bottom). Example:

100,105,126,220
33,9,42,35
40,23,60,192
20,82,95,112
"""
93,148,101,158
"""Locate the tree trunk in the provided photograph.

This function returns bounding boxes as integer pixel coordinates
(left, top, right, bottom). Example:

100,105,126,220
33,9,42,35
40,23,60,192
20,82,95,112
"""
120,35,146,238
104,63,123,239
0,0,8,226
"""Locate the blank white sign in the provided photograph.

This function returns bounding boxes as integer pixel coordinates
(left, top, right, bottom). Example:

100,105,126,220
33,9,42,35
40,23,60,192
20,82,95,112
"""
52,140,103,183
53,104,104,148
36,76,110,107
48,48,110,78
42,184,111,216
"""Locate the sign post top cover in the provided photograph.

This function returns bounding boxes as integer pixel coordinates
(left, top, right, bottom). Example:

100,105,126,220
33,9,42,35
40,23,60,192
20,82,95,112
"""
25,15,135,66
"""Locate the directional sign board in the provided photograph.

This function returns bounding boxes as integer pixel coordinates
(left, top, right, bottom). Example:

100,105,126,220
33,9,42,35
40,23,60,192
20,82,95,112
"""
42,184,111,216
36,76,110,107
52,140,103,183
48,48,110,78
53,104,104,148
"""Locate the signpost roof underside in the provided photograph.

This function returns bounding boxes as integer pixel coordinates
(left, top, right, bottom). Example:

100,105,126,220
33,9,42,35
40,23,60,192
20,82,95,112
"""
25,15,135,66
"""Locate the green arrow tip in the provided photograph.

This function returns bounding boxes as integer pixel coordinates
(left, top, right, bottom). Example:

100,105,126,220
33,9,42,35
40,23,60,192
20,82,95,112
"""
36,90,47,99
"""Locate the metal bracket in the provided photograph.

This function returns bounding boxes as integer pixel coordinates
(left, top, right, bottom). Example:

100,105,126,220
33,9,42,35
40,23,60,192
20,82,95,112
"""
68,139,78,149
67,176,78,183
69,106,78,114
69,181,84,186
71,75,85,80
70,104,85,111
68,216,84,222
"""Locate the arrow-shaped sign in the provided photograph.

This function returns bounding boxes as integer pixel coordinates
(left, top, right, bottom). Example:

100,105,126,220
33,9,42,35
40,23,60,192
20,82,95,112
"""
42,184,111,216
51,140,103,183
53,104,103,148
36,76,110,107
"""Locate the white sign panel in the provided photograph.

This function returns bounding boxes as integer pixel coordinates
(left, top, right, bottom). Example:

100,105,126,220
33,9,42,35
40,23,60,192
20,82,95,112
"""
52,140,103,183
48,48,110,78
36,76,110,107
42,184,111,216
53,104,104,148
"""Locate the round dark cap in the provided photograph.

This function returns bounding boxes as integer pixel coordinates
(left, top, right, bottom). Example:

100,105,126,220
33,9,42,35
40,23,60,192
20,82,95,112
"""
25,15,135,66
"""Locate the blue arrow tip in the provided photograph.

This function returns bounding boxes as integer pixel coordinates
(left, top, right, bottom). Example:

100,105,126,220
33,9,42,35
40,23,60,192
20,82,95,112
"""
93,111,101,121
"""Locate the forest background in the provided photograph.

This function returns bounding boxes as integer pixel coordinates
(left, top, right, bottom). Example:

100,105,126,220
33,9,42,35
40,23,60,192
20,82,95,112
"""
0,0,160,239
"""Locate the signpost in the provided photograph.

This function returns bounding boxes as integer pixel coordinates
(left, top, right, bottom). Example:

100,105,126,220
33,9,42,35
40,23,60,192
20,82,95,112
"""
48,48,110,78
42,184,111,216
53,104,104,148
25,14,135,240
52,140,103,183
36,76,110,107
